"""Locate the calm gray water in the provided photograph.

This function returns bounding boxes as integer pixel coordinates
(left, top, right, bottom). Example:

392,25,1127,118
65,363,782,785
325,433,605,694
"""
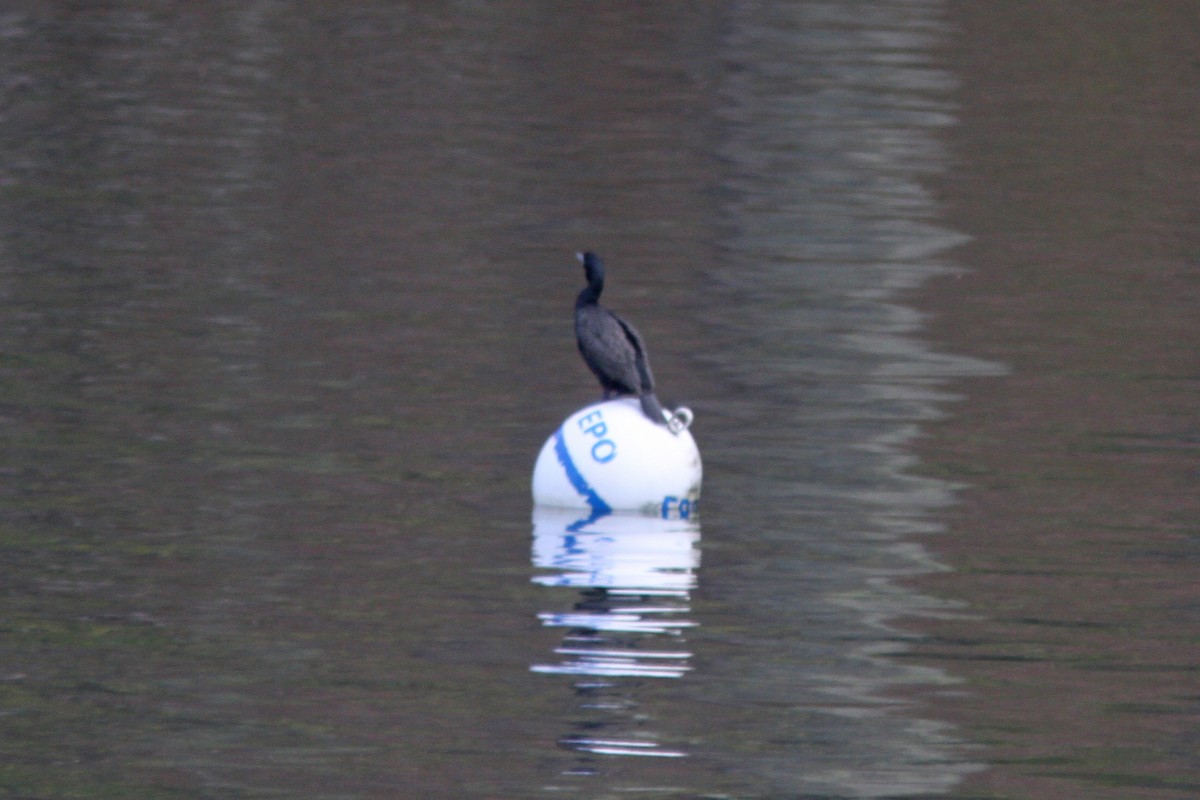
0,3,1195,799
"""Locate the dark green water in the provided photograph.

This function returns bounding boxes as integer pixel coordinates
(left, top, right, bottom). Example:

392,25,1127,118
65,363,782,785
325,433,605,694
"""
0,3,1195,799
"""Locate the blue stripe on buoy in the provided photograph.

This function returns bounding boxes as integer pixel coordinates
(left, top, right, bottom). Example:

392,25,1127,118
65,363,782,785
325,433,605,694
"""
553,428,612,519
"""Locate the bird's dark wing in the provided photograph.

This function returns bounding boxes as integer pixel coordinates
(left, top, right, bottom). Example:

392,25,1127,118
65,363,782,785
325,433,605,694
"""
613,315,655,392
575,306,642,394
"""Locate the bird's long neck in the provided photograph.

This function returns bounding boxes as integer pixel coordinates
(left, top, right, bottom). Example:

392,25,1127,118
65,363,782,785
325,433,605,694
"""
576,279,602,308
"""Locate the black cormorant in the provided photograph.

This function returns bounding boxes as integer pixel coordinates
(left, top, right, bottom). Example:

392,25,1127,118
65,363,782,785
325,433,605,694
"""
573,251,669,426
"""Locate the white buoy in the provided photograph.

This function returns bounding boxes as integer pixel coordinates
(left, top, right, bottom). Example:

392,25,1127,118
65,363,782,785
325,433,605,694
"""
531,398,701,518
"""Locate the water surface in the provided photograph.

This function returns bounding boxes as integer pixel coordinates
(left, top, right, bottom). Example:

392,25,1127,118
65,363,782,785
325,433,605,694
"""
0,3,1196,799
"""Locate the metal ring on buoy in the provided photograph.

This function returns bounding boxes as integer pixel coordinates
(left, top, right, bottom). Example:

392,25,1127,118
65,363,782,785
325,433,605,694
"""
667,406,693,434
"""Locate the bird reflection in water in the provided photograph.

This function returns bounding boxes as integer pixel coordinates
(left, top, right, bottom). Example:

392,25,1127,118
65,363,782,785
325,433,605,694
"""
530,507,700,769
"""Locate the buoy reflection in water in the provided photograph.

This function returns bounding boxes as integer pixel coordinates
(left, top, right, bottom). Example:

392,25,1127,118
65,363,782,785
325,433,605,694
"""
531,508,700,763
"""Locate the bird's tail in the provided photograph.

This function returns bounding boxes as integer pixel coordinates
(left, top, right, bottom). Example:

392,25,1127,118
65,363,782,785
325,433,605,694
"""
639,392,669,425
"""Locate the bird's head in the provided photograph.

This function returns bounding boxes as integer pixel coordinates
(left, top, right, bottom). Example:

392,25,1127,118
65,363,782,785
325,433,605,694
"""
576,251,604,289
